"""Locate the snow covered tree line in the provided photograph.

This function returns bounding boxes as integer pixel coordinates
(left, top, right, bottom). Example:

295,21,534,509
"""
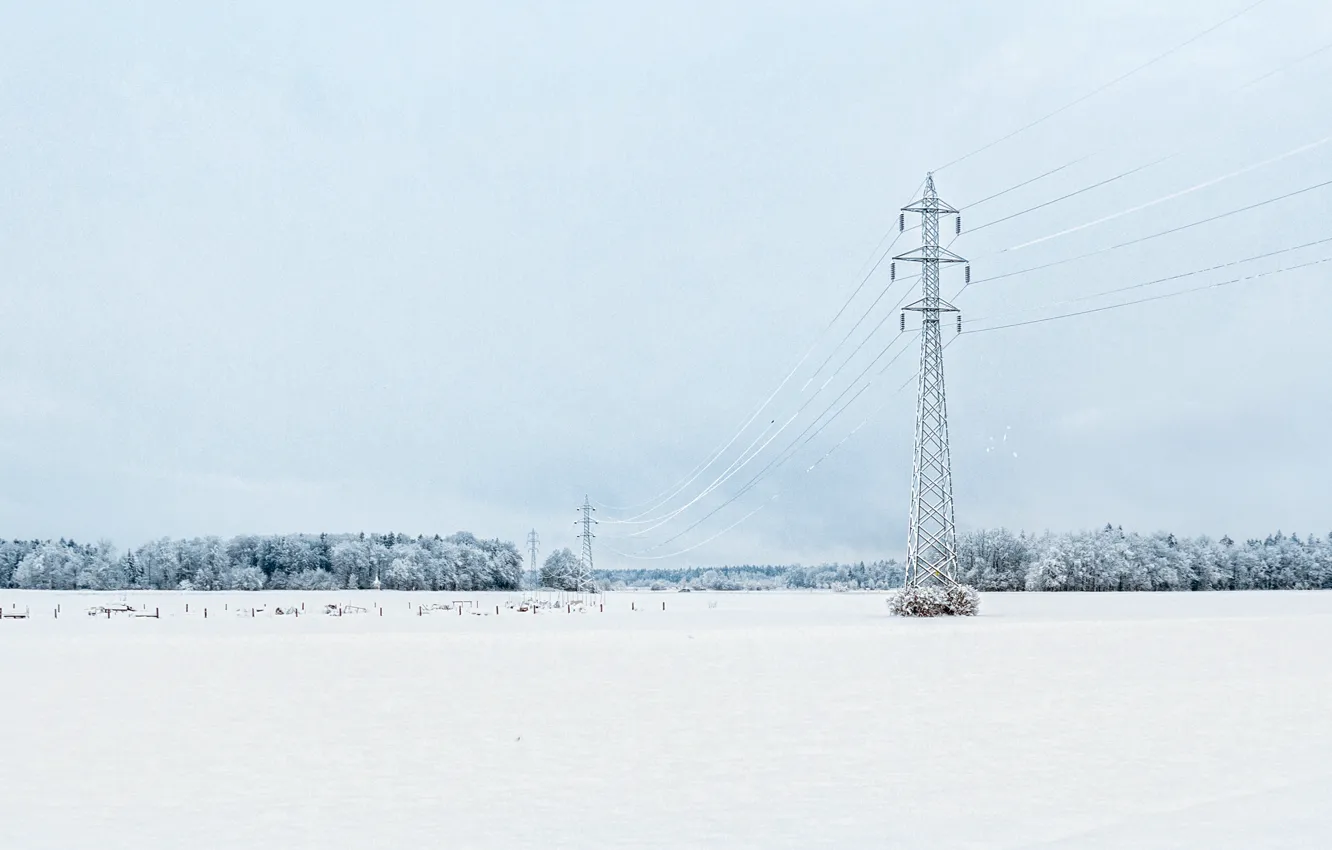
594,527,1332,592
957,526,1332,592
593,562,905,591
4,525,1329,593
0,532,523,591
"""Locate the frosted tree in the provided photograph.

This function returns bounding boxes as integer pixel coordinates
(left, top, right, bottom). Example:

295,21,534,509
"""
14,541,82,589
540,548,580,591
385,542,431,590
331,538,374,588
75,540,122,590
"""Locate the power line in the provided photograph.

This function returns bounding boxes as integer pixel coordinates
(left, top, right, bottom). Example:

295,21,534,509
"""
626,333,918,556
610,268,919,536
964,154,1176,236
1002,134,1332,253
603,498,774,561
968,235,1332,323
597,181,925,520
969,176,1332,286
935,0,1270,172
609,333,924,560
617,419,779,534
1237,37,1332,92
965,255,1332,334
616,284,924,541
958,155,1093,210
609,219,933,531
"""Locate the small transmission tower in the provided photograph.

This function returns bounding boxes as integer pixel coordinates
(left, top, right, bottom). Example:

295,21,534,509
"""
894,173,966,588
573,496,597,592
526,529,540,574
526,529,540,590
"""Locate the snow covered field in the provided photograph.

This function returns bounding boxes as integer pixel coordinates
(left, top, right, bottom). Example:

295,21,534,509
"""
2,590,1330,849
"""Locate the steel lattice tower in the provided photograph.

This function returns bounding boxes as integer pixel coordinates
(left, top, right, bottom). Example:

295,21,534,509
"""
574,496,597,592
894,174,966,588
526,529,540,578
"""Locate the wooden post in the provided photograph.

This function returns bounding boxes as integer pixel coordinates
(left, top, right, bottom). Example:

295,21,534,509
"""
156,608,160,618
662,601,666,611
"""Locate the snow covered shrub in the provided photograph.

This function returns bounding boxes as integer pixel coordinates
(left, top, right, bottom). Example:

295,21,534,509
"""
888,584,981,617
943,583,980,616
888,586,946,617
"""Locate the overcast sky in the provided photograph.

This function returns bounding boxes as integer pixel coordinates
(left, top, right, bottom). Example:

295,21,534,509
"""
2,0,1330,565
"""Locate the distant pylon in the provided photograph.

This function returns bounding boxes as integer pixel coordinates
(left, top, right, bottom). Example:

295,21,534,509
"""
894,173,965,588
573,496,597,592
526,529,540,578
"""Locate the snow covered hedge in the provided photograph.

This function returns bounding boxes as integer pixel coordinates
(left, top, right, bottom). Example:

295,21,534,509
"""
888,584,980,617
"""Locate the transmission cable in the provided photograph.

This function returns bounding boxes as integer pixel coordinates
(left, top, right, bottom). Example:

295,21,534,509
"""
967,176,1332,286
1237,37,1332,92
597,180,925,520
1002,134,1332,253
617,293,913,537
967,235,1332,323
935,0,1270,172
625,333,918,555
965,255,1332,334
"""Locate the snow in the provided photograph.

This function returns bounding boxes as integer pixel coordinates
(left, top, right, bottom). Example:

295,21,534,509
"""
2,590,1330,848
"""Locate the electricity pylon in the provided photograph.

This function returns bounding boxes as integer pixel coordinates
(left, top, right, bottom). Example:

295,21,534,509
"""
573,496,597,592
894,173,966,588
526,529,540,587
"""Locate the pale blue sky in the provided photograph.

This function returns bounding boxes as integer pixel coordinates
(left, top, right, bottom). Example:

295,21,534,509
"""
2,0,1329,564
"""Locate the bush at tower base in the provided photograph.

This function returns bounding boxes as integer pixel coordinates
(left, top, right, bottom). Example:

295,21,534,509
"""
888,584,981,617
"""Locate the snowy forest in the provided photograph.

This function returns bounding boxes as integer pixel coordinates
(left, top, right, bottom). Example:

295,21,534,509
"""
597,526,1332,592
3,526,1331,592
0,532,524,591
